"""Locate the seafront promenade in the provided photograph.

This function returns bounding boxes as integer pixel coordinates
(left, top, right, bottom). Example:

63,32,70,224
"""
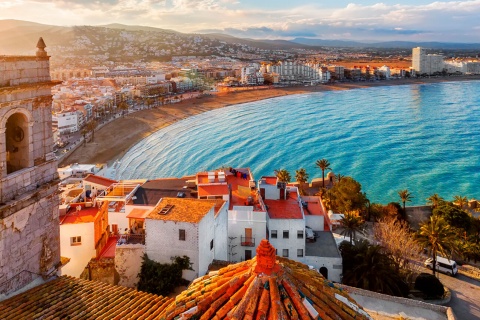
60,75,480,167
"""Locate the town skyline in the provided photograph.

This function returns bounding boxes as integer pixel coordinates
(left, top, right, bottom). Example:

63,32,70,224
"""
1,1,480,43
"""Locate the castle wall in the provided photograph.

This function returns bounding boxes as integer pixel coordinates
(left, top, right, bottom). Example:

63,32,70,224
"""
0,45,60,294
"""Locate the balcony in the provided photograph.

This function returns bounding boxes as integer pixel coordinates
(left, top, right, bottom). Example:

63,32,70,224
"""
240,236,255,247
117,233,145,245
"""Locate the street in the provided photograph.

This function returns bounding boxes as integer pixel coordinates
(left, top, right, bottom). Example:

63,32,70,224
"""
441,272,480,320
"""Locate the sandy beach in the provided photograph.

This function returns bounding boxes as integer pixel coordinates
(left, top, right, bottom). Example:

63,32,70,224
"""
60,75,480,167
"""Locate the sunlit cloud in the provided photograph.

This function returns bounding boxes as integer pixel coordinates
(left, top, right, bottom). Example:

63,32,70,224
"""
1,0,480,42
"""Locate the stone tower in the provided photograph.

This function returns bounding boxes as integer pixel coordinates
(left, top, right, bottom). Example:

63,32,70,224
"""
0,38,60,294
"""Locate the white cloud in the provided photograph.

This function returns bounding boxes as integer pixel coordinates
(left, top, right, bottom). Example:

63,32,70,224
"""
1,0,480,42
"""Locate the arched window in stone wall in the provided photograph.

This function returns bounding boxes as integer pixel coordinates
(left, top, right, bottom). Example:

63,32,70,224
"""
5,112,29,174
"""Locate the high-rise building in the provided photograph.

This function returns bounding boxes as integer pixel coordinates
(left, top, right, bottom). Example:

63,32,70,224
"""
0,38,60,294
412,47,445,75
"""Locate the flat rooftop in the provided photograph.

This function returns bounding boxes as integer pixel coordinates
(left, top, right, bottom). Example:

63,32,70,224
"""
133,178,196,206
264,192,303,219
59,205,99,224
305,231,341,258
147,198,219,223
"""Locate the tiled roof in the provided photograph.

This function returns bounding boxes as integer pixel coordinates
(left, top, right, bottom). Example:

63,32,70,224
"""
0,276,173,319
159,239,372,319
147,198,218,223
83,174,117,187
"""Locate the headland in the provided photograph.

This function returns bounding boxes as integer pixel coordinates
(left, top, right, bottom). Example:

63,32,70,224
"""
60,75,480,167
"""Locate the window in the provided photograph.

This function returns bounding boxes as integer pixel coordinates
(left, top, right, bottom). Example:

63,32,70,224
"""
210,239,214,250
271,230,277,239
297,249,304,257
283,230,289,239
70,236,81,246
179,229,186,241
297,230,304,239
282,249,289,257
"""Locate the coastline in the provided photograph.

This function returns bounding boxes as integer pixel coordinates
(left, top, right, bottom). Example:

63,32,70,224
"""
60,75,480,167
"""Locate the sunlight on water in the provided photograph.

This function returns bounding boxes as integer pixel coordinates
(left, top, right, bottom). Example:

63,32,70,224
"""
117,81,480,205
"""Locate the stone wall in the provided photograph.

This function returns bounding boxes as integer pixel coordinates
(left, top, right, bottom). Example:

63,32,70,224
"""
0,187,59,294
81,258,116,285
0,58,51,87
115,244,145,288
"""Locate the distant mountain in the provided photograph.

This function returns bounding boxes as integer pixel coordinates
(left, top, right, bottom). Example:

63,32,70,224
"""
291,37,480,50
98,23,180,35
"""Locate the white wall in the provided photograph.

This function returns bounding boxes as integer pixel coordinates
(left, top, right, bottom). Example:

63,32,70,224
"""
303,256,342,283
305,215,324,231
228,207,267,262
259,180,280,200
267,218,305,261
146,219,200,281
198,210,215,278
214,202,229,261
108,211,129,234
60,222,95,277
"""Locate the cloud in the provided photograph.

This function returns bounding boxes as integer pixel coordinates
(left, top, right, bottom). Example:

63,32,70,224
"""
3,0,480,42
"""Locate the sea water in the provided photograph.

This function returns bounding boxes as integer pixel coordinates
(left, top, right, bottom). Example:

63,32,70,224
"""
116,80,480,205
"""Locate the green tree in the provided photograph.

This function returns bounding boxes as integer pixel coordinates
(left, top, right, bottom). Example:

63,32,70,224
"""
416,215,458,276
294,168,309,184
118,100,129,116
335,173,345,183
340,240,409,297
274,169,291,183
340,213,365,244
324,176,368,215
81,127,88,146
398,189,413,219
137,254,193,296
315,158,331,188
427,193,444,209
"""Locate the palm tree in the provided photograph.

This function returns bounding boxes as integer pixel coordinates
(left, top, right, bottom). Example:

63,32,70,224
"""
86,119,98,142
118,100,129,116
340,213,364,244
427,193,444,209
342,240,407,296
274,169,291,183
315,158,331,188
416,215,457,276
453,195,468,209
335,173,344,183
81,127,88,146
295,168,309,184
398,189,413,218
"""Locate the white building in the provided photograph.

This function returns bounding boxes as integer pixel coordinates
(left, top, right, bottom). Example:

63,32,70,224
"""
378,65,391,79
59,203,109,277
412,47,445,75
145,198,222,281
53,110,83,134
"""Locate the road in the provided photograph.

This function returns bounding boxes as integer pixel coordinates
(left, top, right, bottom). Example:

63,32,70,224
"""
439,272,480,319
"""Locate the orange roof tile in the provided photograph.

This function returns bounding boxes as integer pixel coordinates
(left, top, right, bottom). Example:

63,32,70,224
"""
0,276,173,319
157,239,372,320
147,198,218,223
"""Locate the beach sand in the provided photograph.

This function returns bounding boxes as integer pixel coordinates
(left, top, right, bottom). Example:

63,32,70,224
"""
60,75,480,167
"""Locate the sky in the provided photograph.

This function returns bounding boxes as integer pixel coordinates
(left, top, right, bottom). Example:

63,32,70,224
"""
1,0,480,42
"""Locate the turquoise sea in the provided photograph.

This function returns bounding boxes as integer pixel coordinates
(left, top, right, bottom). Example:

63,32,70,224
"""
116,81,480,206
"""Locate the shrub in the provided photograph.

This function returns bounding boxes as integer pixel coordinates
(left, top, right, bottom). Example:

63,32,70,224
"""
137,254,193,296
414,273,445,299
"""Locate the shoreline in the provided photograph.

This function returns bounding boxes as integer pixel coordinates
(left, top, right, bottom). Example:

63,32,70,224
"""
60,75,480,167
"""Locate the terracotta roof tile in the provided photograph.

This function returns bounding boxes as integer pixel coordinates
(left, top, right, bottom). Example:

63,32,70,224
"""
147,197,217,223
83,174,117,187
157,239,372,320
0,276,173,319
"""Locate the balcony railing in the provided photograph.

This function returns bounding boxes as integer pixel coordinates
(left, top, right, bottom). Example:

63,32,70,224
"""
241,236,255,247
117,233,145,245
